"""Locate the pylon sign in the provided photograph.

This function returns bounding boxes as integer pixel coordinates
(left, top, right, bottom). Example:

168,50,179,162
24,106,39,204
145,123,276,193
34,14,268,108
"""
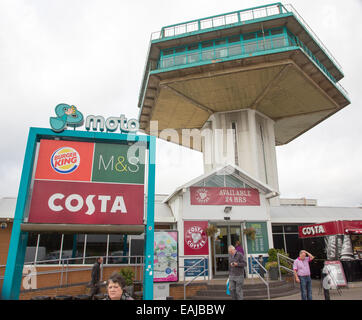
1,126,156,300
28,139,146,225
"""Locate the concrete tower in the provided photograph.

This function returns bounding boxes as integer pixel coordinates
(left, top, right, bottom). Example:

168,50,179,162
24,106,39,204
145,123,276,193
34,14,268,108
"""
137,3,350,203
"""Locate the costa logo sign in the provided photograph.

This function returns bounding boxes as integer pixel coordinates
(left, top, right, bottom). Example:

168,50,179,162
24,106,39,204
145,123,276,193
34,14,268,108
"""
301,225,326,236
194,188,210,204
48,193,127,215
185,226,207,250
28,180,144,225
50,147,80,174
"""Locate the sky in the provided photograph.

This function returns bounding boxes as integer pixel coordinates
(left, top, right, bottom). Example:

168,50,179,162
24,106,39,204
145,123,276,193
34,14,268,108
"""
0,0,361,207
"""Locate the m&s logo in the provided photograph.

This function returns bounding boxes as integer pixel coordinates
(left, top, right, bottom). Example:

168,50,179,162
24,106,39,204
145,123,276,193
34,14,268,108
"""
50,147,80,174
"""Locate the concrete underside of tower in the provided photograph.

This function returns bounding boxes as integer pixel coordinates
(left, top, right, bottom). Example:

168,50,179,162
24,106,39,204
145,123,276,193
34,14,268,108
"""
140,50,349,149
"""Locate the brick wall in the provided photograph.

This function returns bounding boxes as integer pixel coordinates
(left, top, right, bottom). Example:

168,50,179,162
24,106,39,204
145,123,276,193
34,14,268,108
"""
18,265,143,300
169,283,208,300
0,222,12,266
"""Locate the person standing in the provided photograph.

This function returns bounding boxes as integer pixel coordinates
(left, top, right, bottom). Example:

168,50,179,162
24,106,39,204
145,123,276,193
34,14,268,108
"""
228,245,246,300
235,240,245,256
293,250,314,300
90,257,103,299
235,241,246,278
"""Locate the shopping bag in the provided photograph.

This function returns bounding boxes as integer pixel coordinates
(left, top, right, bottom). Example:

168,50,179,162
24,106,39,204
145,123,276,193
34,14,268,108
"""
226,278,230,295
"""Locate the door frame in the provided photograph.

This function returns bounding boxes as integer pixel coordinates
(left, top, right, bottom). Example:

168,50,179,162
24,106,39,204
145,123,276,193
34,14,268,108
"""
212,223,244,276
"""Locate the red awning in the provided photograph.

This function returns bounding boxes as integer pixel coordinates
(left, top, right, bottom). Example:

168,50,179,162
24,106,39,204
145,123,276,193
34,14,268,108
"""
299,220,362,238
345,229,362,235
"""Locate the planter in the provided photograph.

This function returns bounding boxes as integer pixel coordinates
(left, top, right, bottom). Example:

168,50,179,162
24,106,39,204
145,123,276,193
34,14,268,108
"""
269,267,279,281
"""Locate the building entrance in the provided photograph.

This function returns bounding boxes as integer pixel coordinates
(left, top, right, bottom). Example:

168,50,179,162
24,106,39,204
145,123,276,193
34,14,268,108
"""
212,224,244,276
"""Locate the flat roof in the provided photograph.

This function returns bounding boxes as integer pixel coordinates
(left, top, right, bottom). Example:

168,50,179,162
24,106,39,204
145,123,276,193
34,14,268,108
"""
270,206,362,224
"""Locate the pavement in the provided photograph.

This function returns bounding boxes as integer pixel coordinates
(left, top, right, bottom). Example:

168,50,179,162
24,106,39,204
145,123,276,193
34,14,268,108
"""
271,280,362,300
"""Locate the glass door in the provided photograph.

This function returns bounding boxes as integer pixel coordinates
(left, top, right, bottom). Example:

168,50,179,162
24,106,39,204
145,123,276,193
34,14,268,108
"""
213,224,243,276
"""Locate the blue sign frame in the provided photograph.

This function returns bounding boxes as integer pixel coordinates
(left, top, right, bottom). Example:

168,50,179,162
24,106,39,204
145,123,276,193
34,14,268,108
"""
1,127,156,300
184,258,209,277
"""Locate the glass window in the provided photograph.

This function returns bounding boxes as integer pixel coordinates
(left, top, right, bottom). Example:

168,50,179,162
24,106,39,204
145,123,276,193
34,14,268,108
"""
243,33,256,41
272,225,283,233
187,43,199,51
74,234,86,264
272,36,286,48
272,234,285,251
163,49,174,56
61,234,84,264
25,233,39,263
174,55,186,66
201,49,214,60
228,45,242,57
175,47,186,53
302,237,326,260
204,174,224,187
85,234,107,264
285,234,300,258
262,38,272,50
243,41,257,54
187,52,200,64
162,57,174,69
37,233,62,263
228,36,240,44
284,225,298,233
108,234,129,264
215,47,228,58
230,226,242,247
202,41,213,48
214,227,228,254
271,28,283,35
192,180,205,187
225,174,245,188
215,39,227,46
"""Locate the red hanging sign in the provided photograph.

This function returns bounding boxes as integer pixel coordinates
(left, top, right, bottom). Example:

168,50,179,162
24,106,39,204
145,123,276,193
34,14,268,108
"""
190,187,260,206
299,220,362,238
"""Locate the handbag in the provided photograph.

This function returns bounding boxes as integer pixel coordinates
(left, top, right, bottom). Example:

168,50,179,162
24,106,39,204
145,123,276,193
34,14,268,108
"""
226,278,230,295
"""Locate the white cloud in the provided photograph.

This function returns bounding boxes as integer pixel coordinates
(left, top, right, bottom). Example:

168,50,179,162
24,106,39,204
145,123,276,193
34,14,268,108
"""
0,0,361,207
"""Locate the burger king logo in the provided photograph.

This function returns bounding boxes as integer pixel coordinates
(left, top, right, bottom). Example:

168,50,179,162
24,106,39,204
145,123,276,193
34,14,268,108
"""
50,147,80,174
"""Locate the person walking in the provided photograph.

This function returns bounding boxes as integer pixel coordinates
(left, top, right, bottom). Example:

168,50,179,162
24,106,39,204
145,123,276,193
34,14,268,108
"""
90,257,103,299
293,250,315,300
104,272,134,300
228,245,246,300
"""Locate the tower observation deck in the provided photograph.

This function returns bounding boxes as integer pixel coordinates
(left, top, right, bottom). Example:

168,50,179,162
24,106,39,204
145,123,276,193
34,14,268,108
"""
137,3,350,200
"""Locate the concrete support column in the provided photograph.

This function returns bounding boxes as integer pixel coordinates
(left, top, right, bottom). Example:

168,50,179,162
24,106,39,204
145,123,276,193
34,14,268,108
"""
201,109,280,196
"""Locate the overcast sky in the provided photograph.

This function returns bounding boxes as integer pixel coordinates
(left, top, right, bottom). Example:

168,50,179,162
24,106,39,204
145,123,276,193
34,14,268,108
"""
1,0,361,207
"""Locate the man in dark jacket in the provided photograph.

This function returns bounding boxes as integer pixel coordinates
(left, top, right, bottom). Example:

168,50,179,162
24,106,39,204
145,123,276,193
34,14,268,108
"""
228,245,246,300
90,257,103,298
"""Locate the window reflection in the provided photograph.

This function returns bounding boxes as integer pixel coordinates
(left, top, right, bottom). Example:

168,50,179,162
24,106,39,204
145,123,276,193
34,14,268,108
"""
85,234,107,264
38,233,62,264
25,232,132,265
62,234,84,264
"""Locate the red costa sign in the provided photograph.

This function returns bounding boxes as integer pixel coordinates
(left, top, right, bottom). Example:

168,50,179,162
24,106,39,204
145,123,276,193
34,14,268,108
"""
184,221,209,255
190,187,260,206
28,180,144,225
299,221,362,238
